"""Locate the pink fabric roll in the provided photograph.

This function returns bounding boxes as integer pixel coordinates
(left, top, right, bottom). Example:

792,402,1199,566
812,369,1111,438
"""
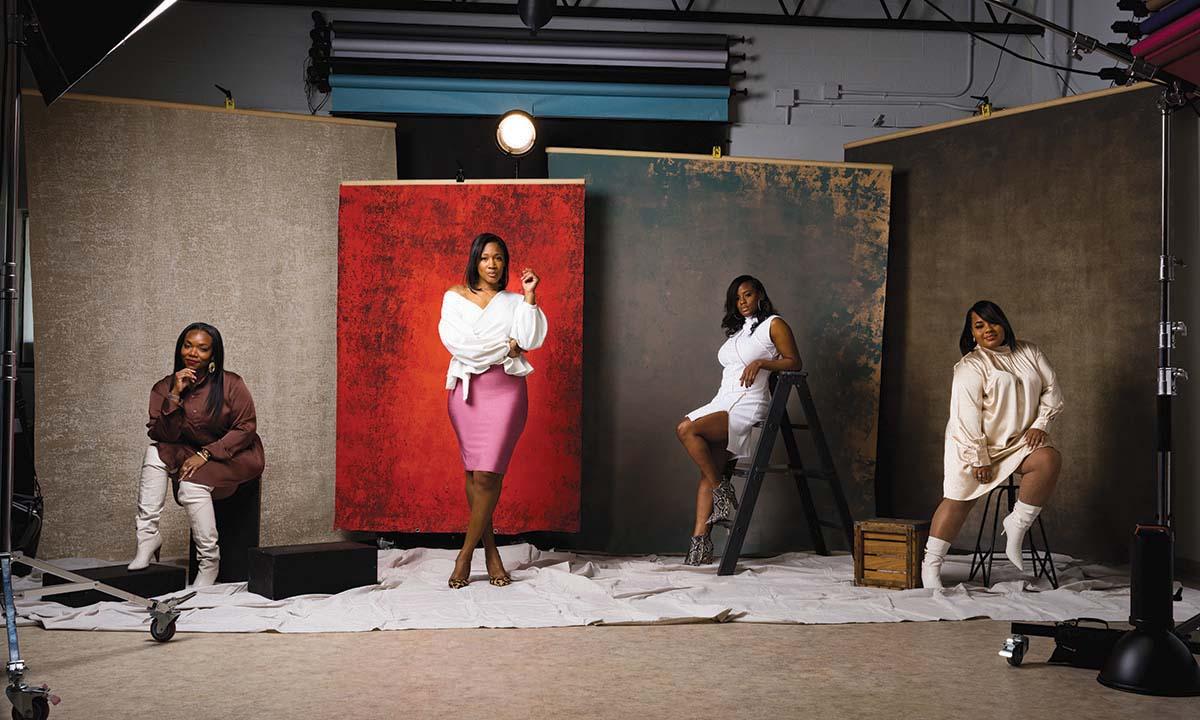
447,365,529,474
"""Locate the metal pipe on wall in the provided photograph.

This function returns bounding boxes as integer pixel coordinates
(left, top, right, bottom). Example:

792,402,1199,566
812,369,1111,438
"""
839,2,977,100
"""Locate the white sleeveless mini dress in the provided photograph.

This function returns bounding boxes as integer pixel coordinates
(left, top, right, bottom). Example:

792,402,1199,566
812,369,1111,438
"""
685,315,782,459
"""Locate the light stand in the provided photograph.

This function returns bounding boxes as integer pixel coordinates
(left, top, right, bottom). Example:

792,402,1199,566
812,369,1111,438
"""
980,0,1200,695
0,3,191,718
496,109,537,178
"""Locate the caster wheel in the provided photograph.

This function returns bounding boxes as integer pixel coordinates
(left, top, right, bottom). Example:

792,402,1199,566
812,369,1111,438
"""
10,696,50,720
150,616,177,643
999,634,1028,667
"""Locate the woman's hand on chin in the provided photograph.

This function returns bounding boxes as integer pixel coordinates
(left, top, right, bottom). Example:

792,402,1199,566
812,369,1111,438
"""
172,368,197,396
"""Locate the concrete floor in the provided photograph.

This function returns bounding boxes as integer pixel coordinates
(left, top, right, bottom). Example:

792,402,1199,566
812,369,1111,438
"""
7,619,1199,719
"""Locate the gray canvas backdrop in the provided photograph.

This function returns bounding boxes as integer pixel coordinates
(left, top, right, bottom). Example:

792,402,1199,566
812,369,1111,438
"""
24,94,396,560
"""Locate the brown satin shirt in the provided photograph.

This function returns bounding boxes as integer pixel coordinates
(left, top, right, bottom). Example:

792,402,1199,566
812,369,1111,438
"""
147,370,265,500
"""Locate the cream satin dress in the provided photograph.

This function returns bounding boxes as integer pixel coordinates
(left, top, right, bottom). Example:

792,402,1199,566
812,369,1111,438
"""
943,340,1064,501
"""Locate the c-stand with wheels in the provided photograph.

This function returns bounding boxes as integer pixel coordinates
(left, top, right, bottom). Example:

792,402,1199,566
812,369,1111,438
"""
980,0,1200,695
0,3,189,718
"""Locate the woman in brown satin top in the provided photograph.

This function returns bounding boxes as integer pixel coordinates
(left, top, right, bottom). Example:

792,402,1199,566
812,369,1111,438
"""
127,322,264,586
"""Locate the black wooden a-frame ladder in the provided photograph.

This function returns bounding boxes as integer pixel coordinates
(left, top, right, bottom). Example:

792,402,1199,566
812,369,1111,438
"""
717,371,855,576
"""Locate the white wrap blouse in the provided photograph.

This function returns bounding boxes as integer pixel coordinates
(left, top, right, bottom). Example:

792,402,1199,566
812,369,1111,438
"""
437,290,548,401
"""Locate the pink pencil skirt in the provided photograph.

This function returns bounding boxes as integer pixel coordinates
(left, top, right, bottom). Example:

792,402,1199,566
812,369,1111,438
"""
448,365,529,474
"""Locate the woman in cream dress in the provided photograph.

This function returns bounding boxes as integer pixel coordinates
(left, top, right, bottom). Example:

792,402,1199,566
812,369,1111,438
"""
676,275,802,566
922,300,1064,589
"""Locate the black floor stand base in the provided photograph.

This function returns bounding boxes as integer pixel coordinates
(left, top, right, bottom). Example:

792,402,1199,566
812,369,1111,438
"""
1098,626,1200,696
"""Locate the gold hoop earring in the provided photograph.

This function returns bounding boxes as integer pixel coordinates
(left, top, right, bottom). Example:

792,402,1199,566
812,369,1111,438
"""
208,361,216,373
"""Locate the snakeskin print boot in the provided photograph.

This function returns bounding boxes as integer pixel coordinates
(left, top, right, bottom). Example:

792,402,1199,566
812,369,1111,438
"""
706,479,739,528
684,533,714,566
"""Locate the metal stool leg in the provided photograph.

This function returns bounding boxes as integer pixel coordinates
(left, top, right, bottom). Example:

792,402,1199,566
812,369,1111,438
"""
967,477,1060,588
982,484,1011,586
969,490,994,583
1033,516,1059,589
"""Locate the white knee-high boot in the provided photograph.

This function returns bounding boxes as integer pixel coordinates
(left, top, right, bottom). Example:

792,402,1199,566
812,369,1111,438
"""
128,446,169,570
921,536,951,589
178,480,220,587
1001,500,1042,571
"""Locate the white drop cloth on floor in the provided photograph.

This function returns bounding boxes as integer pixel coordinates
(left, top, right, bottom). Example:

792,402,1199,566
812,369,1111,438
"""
8,545,1196,634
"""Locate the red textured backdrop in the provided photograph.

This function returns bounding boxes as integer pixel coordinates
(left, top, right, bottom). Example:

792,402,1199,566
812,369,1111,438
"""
336,181,584,533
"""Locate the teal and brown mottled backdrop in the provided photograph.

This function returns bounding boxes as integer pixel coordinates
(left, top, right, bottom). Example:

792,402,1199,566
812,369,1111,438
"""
549,149,891,554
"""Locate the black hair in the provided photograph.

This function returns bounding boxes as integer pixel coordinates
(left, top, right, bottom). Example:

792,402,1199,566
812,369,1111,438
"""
173,322,225,423
959,300,1018,356
464,232,510,292
722,275,777,337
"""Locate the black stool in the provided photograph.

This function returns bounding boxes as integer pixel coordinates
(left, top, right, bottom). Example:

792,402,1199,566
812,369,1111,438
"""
187,477,262,584
968,476,1058,588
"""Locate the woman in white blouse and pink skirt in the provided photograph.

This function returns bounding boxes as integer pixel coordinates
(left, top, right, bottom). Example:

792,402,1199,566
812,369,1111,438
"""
676,275,802,565
438,233,547,589
922,300,1065,589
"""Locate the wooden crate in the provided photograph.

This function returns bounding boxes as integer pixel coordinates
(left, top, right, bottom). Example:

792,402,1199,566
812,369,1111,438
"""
853,518,930,589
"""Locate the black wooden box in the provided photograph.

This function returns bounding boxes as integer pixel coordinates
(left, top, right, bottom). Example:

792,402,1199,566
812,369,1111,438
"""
247,541,377,600
42,563,186,608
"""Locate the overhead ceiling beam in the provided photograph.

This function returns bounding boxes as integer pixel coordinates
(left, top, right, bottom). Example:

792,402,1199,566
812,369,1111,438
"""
198,0,1045,35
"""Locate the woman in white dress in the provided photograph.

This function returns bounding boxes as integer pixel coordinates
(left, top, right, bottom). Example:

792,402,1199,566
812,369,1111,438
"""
438,233,547,589
921,300,1064,589
676,275,802,565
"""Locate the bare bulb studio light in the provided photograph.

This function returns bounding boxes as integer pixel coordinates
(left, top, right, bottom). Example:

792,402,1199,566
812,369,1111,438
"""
496,110,537,157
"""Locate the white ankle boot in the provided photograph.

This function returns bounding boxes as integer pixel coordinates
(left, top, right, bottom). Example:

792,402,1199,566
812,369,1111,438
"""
921,536,951,589
178,480,220,587
128,446,169,571
1001,500,1042,571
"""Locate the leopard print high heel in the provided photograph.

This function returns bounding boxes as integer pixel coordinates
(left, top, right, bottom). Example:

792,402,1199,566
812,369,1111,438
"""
448,555,471,589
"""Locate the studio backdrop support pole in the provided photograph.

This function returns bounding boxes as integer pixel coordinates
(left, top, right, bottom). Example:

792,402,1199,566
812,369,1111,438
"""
0,4,189,715
977,0,1200,696
0,3,53,718
1096,86,1200,697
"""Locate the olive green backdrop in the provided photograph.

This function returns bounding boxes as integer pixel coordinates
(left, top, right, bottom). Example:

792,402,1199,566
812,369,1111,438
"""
846,85,1162,562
